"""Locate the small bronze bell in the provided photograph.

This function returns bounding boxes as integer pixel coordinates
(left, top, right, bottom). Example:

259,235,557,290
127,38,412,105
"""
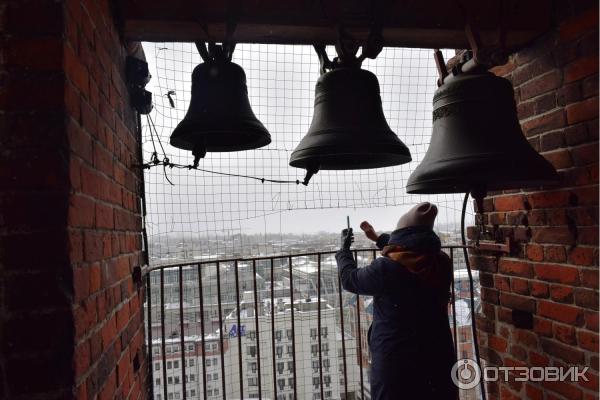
407,68,558,195
289,45,411,184
170,43,270,166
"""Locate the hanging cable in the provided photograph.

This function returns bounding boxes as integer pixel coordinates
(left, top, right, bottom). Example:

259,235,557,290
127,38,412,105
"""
461,192,487,400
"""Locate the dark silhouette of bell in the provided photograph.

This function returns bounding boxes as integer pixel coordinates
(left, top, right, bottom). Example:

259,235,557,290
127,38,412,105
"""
170,50,270,164
289,67,411,175
407,70,558,194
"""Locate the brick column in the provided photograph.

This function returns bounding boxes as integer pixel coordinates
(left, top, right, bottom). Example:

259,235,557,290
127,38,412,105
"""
469,3,599,400
0,1,147,399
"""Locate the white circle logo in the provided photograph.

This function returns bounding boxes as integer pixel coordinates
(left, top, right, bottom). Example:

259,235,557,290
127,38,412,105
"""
451,358,481,390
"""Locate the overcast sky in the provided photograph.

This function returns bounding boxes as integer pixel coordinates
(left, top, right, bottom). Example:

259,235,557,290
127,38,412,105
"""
141,42,472,244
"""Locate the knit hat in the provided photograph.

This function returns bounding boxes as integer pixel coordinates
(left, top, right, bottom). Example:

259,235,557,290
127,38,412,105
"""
396,202,438,230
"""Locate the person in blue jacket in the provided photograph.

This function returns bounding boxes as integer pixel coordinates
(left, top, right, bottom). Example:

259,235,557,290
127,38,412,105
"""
336,202,457,400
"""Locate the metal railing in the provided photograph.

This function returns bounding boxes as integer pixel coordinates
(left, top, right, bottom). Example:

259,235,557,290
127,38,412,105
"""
144,246,473,400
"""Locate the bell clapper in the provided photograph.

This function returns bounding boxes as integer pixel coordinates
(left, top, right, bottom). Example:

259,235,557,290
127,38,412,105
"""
301,167,319,186
192,145,207,168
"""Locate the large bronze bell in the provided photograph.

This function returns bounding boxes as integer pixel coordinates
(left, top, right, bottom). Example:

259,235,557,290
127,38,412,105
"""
406,69,558,194
170,43,270,165
289,46,411,183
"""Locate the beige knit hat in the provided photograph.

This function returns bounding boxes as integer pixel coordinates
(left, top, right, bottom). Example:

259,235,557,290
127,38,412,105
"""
396,202,438,230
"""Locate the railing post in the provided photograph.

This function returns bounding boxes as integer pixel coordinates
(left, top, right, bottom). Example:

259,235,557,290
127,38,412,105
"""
160,269,167,400
197,264,208,400
215,262,227,400
270,258,277,399
354,250,364,400
317,254,324,400
288,256,298,400
146,272,154,398
337,257,348,397
450,248,458,358
178,266,187,399
252,260,263,399
234,260,244,399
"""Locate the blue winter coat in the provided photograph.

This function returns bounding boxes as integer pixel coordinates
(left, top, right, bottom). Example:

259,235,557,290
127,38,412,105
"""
335,231,457,400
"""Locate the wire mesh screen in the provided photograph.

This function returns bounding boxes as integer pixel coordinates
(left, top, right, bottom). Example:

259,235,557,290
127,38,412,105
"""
142,42,482,400
142,43,473,262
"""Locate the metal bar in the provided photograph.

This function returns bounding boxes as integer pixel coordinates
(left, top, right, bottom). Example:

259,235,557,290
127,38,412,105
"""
160,269,167,400
252,260,263,399
317,254,324,400
234,260,244,400
197,264,208,400
270,258,277,398
146,272,154,398
451,248,458,358
337,256,348,398
178,266,187,399
148,246,468,271
354,250,364,400
216,262,227,400
288,256,298,400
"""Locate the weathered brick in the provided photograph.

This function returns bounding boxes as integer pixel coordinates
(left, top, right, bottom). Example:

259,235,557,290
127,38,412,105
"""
522,109,566,136
539,300,584,325
531,227,575,244
499,259,534,278
531,281,549,298
549,284,574,303
535,263,581,285
574,288,599,310
566,96,599,124
500,292,536,312
565,56,599,83
520,70,563,100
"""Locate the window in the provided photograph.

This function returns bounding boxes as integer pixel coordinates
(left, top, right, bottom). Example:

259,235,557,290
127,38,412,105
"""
190,390,196,397
168,394,173,400
247,330,256,340
155,363,161,371
167,377,173,385
322,343,329,352
312,360,319,372
312,377,320,386
153,347,160,355
324,375,331,385
249,362,257,373
277,362,284,374
275,330,282,341
207,390,213,397
278,378,285,390
174,360,179,369
167,361,172,369
174,393,180,400
321,327,328,337
276,346,283,358
213,373,218,380
248,377,258,386
205,344,211,351
286,345,293,355
288,378,294,388
206,359,211,367
212,343,217,350
214,389,219,396
189,374,195,382
247,346,256,357
325,391,332,398
189,359,195,367
287,362,294,372
310,328,317,339
174,376,180,384
188,344,194,351
311,344,318,355
155,378,160,386
286,329,292,340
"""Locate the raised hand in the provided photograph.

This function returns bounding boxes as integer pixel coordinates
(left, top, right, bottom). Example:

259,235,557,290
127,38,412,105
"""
360,221,379,242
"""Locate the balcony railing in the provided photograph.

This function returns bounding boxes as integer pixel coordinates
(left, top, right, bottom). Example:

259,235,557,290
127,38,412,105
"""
144,246,476,400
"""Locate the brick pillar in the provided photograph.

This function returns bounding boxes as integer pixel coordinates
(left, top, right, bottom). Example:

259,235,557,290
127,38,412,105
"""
469,3,599,400
0,1,147,399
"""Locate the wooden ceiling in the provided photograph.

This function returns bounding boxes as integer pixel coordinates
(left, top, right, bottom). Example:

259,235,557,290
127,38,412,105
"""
118,0,553,50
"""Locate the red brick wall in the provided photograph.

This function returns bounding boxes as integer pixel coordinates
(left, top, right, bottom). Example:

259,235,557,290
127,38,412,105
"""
0,1,147,399
470,4,599,400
